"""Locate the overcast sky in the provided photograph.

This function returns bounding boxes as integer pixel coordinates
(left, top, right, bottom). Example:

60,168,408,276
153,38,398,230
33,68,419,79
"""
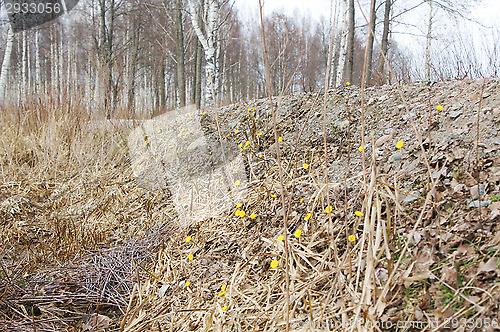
236,0,500,78
237,0,500,26
235,0,500,46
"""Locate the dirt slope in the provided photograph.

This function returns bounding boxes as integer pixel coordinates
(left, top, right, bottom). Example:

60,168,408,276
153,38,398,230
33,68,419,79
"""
1,78,500,331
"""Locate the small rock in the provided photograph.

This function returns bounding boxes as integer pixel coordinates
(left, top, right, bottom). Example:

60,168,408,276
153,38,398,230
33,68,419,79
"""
390,153,402,162
338,119,350,129
403,194,418,205
375,134,393,147
431,171,442,180
470,184,485,199
402,112,416,121
467,200,491,208
158,284,170,298
449,110,463,119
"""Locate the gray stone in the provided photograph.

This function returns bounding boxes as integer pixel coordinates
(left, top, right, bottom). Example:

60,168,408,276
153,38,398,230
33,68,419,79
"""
403,194,418,205
467,200,491,208
390,153,402,162
470,184,486,200
158,284,170,298
402,112,416,121
431,171,442,179
449,110,463,119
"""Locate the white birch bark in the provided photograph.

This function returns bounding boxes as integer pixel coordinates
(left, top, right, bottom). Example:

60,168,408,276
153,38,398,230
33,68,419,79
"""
67,42,72,101
35,29,41,94
86,53,92,113
22,30,27,102
0,26,15,104
50,31,56,95
188,0,219,105
72,45,77,100
425,0,433,81
27,32,32,96
335,0,348,86
58,30,64,101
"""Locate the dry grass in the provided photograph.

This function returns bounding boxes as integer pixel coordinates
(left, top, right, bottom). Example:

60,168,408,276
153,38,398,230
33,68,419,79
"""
1,78,499,331
0,101,176,331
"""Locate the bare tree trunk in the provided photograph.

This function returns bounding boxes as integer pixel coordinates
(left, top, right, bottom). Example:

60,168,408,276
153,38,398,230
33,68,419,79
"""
425,0,433,81
376,0,391,82
67,39,72,105
345,0,355,84
175,0,186,107
192,37,199,105
99,0,116,118
50,28,57,100
364,0,376,85
35,29,41,95
195,38,202,108
58,29,64,106
127,21,140,116
189,0,219,105
27,32,32,97
335,0,348,86
159,57,166,112
21,30,27,103
0,26,14,104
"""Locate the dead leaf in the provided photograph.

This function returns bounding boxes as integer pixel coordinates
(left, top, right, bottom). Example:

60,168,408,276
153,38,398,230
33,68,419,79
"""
478,257,499,274
489,208,500,222
414,245,435,273
82,314,111,332
441,265,458,289
492,230,500,245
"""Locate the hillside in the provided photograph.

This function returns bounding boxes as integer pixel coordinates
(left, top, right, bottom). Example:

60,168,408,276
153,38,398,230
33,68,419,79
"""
1,78,499,331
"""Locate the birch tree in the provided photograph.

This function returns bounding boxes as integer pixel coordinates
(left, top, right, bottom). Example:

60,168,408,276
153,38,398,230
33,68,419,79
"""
188,0,219,105
0,26,15,104
21,30,27,101
335,0,349,86
425,0,433,81
35,29,41,94
345,0,355,83
364,0,376,85
175,0,186,107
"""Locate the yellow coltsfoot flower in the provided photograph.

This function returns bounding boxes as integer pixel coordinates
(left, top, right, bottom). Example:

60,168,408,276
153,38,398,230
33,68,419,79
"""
294,229,302,238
